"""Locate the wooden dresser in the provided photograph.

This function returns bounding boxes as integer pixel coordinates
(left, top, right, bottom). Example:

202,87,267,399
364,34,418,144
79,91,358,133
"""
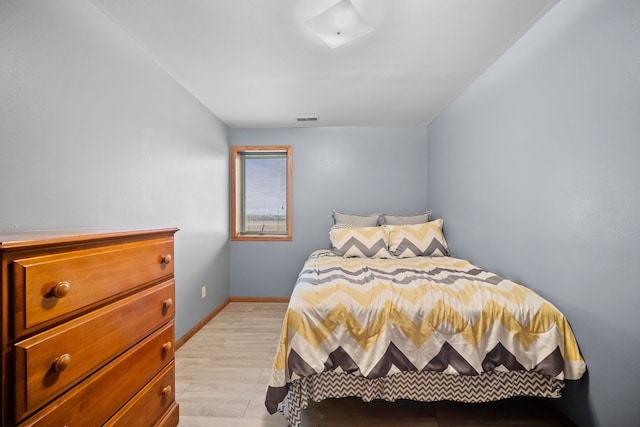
0,228,179,427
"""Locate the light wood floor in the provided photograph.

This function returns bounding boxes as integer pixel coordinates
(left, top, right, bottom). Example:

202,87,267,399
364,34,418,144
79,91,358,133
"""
175,302,569,427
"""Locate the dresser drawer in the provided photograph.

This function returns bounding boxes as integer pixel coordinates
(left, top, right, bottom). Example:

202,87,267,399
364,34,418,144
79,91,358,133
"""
18,321,175,427
12,237,174,337
105,363,177,427
14,280,175,420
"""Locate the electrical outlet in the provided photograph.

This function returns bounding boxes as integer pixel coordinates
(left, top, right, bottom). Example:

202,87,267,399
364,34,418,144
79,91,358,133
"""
201,286,206,299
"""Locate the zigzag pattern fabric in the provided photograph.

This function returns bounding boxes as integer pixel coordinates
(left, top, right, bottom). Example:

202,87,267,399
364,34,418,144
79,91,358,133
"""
265,250,586,415
385,218,450,257
284,370,564,427
329,226,391,258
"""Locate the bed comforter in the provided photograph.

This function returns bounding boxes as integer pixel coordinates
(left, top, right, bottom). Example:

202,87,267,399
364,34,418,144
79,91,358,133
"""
265,250,586,414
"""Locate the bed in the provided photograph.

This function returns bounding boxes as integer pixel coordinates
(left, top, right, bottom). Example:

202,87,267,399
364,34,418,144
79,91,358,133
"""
265,216,586,426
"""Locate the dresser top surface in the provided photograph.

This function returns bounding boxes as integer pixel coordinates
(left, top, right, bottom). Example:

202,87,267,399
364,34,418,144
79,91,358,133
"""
0,228,178,250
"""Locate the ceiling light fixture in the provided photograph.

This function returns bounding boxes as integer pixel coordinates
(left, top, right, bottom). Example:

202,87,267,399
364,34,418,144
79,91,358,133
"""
306,0,373,49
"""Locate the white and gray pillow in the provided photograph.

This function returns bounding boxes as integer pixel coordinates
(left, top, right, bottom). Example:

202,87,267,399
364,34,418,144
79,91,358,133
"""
329,226,391,258
384,219,449,258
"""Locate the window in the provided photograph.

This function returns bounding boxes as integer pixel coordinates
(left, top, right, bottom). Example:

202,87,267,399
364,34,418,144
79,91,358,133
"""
231,146,292,241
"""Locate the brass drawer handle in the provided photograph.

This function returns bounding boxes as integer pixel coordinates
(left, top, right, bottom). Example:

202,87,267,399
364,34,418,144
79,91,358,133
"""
51,281,71,298
161,385,172,396
53,354,71,372
162,342,172,353
163,298,173,310
160,254,172,265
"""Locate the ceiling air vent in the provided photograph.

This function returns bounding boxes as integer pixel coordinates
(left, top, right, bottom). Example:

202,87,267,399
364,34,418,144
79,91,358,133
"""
296,116,318,122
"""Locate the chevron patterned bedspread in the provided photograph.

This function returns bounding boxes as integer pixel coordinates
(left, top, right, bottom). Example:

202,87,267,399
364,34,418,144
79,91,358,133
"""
265,250,586,414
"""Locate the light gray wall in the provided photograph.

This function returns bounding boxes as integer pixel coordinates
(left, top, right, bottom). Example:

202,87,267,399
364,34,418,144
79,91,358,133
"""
427,0,640,425
0,0,230,341
230,126,428,297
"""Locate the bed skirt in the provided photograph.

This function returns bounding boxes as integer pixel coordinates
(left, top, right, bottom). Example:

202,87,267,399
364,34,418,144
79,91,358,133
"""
283,370,564,427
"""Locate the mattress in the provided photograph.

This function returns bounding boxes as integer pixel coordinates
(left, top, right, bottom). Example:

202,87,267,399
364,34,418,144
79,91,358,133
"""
265,249,586,423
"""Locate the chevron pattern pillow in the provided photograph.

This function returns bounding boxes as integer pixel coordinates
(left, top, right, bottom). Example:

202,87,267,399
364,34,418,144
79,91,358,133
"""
384,219,450,258
330,226,391,258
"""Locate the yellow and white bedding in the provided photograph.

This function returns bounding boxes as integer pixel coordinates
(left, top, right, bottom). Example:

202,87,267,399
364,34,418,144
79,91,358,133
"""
265,249,586,414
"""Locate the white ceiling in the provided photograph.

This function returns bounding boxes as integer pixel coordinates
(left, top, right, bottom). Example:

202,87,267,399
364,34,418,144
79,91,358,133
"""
89,0,558,128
